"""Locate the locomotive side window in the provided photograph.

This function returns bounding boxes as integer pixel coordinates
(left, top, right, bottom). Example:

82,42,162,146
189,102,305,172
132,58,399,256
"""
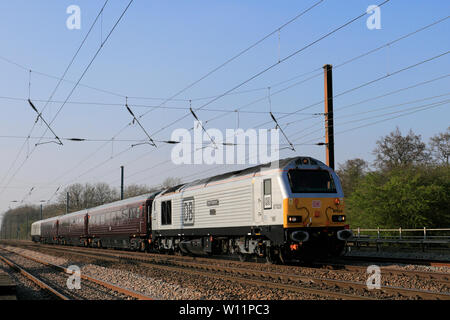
263,179,272,209
161,200,172,225
167,201,172,224
288,169,337,193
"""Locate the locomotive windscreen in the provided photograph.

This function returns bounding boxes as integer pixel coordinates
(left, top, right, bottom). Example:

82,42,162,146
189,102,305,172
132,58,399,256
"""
287,169,337,193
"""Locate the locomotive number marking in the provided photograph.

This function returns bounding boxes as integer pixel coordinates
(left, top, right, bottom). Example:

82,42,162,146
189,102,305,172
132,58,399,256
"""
182,198,195,225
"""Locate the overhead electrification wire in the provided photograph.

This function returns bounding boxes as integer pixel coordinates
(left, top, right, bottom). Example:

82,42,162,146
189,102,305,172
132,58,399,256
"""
61,53,449,199
82,0,391,189
293,102,450,150
144,0,392,142
127,69,450,187
125,103,157,147
33,3,449,205
254,49,450,132
201,48,450,154
2,1,133,202
27,99,63,146
0,0,110,198
125,95,450,187
29,2,326,201
279,73,450,129
135,0,326,122
54,3,450,198
2,14,447,109
196,16,450,131
179,98,450,185
289,93,450,141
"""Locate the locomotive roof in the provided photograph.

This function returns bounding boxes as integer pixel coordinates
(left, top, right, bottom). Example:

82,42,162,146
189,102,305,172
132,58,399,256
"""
162,156,326,194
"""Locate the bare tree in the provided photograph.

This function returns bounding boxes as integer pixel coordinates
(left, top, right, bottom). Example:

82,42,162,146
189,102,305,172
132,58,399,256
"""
93,183,118,205
373,127,431,170
83,183,96,208
429,127,449,165
161,177,182,189
57,183,84,212
123,184,156,199
57,182,118,212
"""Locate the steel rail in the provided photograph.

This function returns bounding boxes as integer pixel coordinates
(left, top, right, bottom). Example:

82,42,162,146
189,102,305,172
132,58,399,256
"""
316,262,450,286
340,255,450,268
0,252,70,300
5,243,370,300
0,247,153,300
6,241,450,283
23,241,450,285
5,241,450,300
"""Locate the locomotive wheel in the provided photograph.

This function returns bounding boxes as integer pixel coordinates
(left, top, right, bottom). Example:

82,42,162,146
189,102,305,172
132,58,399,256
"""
329,242,346,257
278,247,289,264
265,247,276,264
266,246,282,264
238,253,248,262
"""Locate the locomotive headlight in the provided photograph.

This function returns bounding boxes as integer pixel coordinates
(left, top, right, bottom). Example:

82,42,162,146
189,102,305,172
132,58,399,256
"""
334,198,340,205
288,216,302,223
332,215,346,222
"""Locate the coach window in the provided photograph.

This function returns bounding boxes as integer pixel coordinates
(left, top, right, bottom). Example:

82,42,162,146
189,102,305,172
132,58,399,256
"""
136,207,140,219
263,179,272,209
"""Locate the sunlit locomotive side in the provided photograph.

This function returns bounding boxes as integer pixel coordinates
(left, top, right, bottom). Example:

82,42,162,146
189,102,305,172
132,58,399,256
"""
152,156,352,262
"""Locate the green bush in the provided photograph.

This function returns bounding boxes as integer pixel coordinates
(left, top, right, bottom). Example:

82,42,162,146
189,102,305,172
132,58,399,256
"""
347,165,450,229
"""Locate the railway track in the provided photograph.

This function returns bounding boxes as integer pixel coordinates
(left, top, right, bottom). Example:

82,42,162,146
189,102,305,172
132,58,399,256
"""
5,241,450,300
0,247,153,300
339,255,450,267
314,261,450,286
16,241,450,288
4,243,369,300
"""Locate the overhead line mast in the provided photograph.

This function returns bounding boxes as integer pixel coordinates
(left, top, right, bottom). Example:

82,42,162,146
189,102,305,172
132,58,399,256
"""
323,64,334,170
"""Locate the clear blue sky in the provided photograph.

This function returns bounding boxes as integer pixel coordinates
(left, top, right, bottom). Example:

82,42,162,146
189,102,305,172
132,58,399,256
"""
0,0,449,214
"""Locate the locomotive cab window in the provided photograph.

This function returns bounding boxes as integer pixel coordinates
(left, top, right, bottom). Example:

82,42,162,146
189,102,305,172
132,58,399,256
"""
263,179,272,209
288,169,337,193
161,200,172,225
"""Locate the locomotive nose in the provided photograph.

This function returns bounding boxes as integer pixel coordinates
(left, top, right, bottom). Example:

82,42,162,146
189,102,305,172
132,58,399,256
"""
337,229,353,241
290,230,309,243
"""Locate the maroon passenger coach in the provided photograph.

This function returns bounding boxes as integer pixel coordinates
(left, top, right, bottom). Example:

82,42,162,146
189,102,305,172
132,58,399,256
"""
37,193,158,251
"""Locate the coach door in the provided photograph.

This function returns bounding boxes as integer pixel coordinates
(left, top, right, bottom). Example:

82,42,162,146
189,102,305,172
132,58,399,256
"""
146,200,152,233
55,220,59,238
138,204,146,234
84,214,89,236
